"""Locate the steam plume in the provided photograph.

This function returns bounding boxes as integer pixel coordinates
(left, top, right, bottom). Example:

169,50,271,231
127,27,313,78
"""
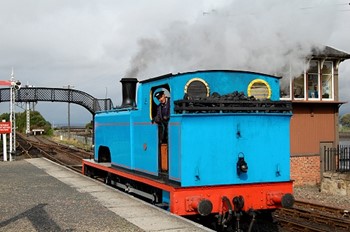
126,0,338,79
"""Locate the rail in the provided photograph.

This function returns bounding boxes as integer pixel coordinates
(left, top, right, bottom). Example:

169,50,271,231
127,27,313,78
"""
275,200,350,231
16,133,92,173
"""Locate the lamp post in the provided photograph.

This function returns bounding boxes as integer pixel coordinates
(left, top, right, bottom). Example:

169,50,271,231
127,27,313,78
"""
64,85,74,139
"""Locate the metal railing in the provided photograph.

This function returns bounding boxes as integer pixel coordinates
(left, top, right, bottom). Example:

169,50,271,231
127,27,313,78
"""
323,145,350,172
0,87,114,114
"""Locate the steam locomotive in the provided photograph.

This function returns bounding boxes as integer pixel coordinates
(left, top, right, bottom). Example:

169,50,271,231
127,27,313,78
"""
83,70,294,230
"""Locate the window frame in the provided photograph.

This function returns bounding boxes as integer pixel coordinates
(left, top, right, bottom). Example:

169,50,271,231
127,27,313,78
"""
292,70,306,100
184,78,210,99
247,79,271,100
281,59,334,102
321,61,334,101
307,60,320,101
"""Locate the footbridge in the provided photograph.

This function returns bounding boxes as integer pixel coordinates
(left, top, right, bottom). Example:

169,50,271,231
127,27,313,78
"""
0,87,114,114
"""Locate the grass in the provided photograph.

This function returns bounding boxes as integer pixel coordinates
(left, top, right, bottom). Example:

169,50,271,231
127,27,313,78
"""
51,135,93,152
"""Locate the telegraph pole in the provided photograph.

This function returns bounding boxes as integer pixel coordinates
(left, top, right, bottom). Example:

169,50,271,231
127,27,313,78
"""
64,85,74,139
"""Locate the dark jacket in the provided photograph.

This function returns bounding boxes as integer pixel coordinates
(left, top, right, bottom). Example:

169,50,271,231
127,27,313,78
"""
154,98,170,124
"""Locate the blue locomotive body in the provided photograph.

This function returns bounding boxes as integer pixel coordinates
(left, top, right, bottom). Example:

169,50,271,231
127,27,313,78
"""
85,70,294,224
94,70,291,187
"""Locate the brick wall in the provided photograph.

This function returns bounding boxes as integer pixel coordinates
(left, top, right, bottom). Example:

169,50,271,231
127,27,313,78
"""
291,155,320,186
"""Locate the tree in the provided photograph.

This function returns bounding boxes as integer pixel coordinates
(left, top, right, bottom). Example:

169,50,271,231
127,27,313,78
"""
85,121,93,130
0,113,10,122
340,114,350,129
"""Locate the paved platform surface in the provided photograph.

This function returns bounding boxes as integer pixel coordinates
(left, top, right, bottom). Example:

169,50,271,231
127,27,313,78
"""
0,158,212,232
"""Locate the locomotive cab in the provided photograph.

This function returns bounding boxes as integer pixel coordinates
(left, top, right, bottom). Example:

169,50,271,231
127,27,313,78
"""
151,85,171,176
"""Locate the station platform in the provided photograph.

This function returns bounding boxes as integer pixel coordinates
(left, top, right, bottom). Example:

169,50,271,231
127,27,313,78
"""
0,158,212,232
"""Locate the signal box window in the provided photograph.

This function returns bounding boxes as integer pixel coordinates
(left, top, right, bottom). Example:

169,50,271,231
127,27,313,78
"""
308,60,319,99
321,61,333,99
293,73,305,99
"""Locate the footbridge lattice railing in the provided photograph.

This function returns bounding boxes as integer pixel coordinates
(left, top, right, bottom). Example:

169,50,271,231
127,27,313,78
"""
0,87,114,114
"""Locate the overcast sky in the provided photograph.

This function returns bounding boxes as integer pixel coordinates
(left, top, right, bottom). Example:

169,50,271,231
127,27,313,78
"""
1,0,350,125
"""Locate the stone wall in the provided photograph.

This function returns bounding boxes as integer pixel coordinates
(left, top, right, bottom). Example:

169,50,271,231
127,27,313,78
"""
321,172,350,196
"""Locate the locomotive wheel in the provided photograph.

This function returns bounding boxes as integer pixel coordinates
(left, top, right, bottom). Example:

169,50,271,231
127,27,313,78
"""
104,174,112,185
84,167,94,178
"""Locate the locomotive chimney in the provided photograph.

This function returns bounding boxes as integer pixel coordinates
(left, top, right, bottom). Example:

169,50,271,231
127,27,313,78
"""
120,78,138,108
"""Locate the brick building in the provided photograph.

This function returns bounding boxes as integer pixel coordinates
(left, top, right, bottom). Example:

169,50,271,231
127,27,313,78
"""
280,46,350,185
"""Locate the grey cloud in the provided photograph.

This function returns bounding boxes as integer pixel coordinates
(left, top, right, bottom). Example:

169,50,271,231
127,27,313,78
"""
1,0,350,124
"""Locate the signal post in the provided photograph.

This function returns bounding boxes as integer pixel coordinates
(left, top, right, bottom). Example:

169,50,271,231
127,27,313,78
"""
0,75,21,161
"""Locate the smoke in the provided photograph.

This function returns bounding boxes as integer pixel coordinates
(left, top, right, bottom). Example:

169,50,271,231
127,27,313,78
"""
125,38,162,78
125,0,339,80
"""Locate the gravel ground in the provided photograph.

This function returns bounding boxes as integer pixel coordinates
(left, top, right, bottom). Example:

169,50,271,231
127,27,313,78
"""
293,185,350,210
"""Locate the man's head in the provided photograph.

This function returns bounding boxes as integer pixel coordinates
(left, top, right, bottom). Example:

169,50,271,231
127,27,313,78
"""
155,90,166,103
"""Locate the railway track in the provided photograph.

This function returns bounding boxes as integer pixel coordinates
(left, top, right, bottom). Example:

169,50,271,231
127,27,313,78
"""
16,133,92,173
275,200,350,231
